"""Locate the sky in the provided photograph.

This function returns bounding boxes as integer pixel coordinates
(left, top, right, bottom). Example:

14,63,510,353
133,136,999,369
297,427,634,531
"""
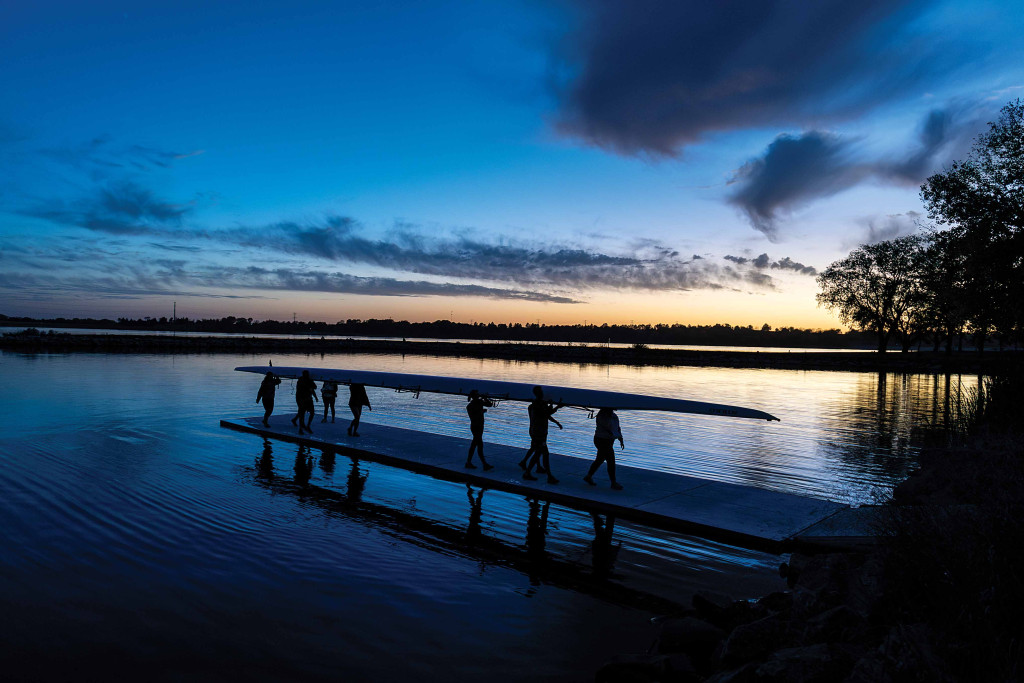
2,0,1022,328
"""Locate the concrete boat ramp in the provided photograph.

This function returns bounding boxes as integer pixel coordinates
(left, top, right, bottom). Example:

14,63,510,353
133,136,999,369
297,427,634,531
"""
221,416,879,551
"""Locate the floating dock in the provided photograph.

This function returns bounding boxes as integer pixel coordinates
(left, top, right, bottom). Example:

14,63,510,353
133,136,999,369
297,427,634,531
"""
220,416,879,551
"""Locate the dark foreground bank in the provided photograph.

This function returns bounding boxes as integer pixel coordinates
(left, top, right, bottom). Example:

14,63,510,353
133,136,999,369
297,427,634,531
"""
2,330,1017,374
595,371,1024,682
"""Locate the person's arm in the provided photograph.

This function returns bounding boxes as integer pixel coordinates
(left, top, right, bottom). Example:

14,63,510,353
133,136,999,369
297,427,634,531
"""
550,416,562,430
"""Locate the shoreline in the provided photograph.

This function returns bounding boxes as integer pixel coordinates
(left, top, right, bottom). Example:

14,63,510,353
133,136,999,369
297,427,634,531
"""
2,331,1018,374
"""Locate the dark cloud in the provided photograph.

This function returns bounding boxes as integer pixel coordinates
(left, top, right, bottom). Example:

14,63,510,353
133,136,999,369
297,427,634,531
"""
555,0,967,155
27,181,192,235
723,253,817,275
727,105,990,237
727,132,866,240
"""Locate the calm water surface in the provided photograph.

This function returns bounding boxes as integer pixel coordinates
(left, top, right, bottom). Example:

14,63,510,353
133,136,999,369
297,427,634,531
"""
0,351,979,681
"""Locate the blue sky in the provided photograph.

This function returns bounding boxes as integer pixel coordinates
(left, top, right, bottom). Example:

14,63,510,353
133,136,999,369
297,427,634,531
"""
2,0,1022,327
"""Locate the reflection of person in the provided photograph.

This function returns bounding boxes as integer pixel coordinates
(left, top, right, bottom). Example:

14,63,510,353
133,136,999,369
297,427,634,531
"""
590,513,620,580
256,438,274,479
465,390,494,470
584,408,624,490
346,460,367,502
256,371,281,427
347,383,371,437
466,484,484,543
522,386,562,484
291,370,319,435
294,445,313,485
321,379,339,423
525,498,550,585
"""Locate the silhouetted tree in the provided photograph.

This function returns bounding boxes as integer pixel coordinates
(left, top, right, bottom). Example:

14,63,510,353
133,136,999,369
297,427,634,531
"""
816,235,926,352
921,99,1024,350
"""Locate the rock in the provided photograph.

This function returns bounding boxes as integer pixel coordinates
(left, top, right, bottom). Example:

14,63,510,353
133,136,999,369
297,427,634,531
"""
693,593,766,630
754,643,856,683
845,650,895,683
844,552,886,620
779,553,811,588
791,554,853,619
663,653,699,682
756,591,792,613
594,654,668,683
875,623,955,682
801,605,870,645
656,616,725,669
704,662,759,683
718,612,790,666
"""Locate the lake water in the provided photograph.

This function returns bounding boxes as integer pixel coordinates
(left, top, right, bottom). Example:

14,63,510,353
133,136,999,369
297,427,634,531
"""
0,350,980,681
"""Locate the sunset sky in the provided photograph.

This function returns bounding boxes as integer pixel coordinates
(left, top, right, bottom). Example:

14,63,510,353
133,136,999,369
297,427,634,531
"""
2,1,1022,328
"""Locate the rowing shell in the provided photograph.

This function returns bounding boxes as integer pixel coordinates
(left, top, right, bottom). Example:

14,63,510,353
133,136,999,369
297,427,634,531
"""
236,366,779,421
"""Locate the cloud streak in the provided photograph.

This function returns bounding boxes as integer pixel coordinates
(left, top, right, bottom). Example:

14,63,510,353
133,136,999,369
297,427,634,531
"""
0,251,581,304
22,177,822,296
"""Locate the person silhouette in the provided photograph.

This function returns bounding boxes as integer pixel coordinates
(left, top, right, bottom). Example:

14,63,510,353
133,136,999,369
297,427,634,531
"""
321,379,339,423
347,383,371,436
291,370,319,435
522,386,562,484
465,389,495,470
583,407,624,490
256,371,281,427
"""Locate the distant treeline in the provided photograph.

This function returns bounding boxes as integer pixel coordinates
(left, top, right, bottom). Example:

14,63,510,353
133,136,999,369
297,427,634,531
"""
0,314,879,349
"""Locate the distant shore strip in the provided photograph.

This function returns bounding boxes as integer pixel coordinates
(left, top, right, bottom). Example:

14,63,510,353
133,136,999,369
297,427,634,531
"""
2,331,1018,374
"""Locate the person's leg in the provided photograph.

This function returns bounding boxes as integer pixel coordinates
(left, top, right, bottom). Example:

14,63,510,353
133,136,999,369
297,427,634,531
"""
477,435,492,470
466,437,479,467
584,454,605,484
607,451,621,489
522,442,539,479
351,405,362,435
542,445,557,484
518,445,535,470
263,400,273,427
471,430,492,470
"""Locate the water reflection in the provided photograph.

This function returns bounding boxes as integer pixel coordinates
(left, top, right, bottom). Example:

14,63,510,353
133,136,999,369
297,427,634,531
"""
249,448,686,613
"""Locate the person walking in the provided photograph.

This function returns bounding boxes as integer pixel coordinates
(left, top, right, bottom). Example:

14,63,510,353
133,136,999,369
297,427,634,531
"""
465,390,494,470
347,383,371,436
321,379,339,423
522,386,562,484
584,407,624,490
291,370,319,435
256,371,281,427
